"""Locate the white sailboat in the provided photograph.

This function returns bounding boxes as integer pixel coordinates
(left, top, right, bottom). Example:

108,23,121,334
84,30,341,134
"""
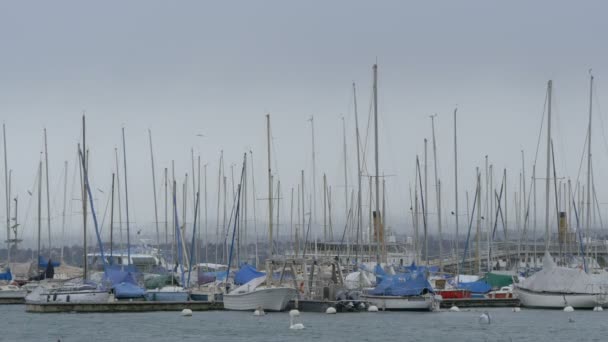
223,117,297,312
514,78,607,309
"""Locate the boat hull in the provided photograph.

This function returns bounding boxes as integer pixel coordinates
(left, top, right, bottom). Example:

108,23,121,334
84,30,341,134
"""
514,287,599,309
26,289,111,304
223,287,296,311
0,288,27,299
436,289,471,299
361,294,435,311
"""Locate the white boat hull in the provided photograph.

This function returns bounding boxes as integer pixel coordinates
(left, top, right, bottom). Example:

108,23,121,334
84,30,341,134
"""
223,287,296,311
0,286,27,299
514,286,599,309
26,286,111,304
361,294,435,311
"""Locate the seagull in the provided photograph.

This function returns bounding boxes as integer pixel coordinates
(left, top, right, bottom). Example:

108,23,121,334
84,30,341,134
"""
196,134,206,137
27,190,32,196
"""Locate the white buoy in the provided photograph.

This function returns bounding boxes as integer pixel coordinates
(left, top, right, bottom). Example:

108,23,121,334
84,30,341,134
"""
512,307,521,312
253,306,266,316
289,309,304,330
326,307,337,314
358,303,366,310
181,308,193,317
478,311,491,324
593,306,603,312
449,305,460,312
563,306,574,312
368,305,379,312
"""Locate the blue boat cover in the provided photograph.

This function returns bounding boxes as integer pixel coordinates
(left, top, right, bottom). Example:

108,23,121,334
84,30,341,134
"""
458,280,492,294
399,261,439,274
104,265,145,298
38,255,60,268
0,268,12,281
234,264,265,285
368,271,434,296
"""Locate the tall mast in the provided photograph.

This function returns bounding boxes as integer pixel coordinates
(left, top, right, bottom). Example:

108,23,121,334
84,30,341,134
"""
3,123,10,264
122,127,131,265
453,108,460,278
423,138,428,264
61,161,68,263
266,114,273,257
544,81,552,250
110,173,115,259
44,128,51,255
82,115,87,280
148,129,160,250
114,148,123,251
309,116,317,224
353,82,363,262
37,160,42,271
215,151,223,263
323,174,327,241
430,115,442,272
164,167,168,248
585,74,593,259
372,63,381,262
342,116,348,222
532,164,537,267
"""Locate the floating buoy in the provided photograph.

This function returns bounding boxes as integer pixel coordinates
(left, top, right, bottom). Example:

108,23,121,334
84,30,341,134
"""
568,317,575,323
358,303,366,310
289,309,304,330
253,306,266,316
478,311,491,324
326,307,337,314
563,306,574,312
593,306,603,312
449,305,460,312
181,308,193,317
368,305,379,312
512,307,521,312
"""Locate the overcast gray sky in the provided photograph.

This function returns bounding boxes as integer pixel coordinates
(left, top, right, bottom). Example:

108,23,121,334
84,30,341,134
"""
1,0,607,247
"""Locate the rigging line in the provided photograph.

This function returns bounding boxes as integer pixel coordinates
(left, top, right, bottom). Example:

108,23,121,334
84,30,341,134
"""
19,164,39,242
571,124,589,198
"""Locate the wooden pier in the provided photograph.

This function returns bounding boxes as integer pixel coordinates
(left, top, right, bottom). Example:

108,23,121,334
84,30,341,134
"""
26,301,224,313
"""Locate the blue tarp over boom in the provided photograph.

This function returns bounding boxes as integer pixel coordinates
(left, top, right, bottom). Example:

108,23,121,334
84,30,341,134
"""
234,264,265,285
38,256,60,268
368,271,434,296
0,268,12,281
458,280,492,294
104,265,145,298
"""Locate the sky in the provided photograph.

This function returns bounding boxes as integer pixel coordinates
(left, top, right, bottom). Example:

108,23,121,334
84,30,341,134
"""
1,0,607,248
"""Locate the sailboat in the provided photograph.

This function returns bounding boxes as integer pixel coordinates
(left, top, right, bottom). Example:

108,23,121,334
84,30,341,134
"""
514,78,607,309
26,117,112,304
223,120,296,312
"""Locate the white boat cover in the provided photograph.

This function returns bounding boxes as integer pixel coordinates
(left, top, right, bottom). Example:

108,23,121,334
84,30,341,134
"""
344,272,373,290
229,276,266,295
519,252,602,294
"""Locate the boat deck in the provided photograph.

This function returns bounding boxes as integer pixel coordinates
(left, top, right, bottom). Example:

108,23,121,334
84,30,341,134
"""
25,301,224,313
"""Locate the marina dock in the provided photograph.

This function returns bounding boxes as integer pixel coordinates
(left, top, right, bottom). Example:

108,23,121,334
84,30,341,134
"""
440,298,520,308
25,301,224,313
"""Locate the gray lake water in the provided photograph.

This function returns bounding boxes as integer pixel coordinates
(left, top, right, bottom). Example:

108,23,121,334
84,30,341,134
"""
3,305,607,342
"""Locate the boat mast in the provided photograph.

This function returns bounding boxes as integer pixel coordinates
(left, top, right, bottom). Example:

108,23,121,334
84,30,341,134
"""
309,116,317,224
110,173,115,260
114,148,123,252
44,128,51,255
37,159,42,271
353,82,363,263
82,115,88,280
430,114,442,272
122,128,131,266
585,73,593,261
423,138,428,266
372,63,382,263
544,81,552,252
343,116,348,225
266,114,273,257
453,108,460,278
148,129,160,250
3,123,10,264
61,161,67,263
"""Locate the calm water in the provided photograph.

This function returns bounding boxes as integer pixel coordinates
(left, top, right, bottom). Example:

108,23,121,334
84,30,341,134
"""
3,305,608,342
